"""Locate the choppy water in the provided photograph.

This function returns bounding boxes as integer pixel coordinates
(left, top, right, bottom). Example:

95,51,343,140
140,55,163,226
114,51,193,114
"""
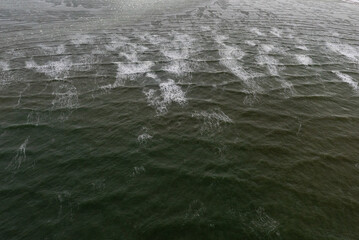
1,0,359,239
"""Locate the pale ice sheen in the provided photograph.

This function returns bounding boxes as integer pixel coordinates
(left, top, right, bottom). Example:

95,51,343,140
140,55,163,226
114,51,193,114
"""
326,42,359,62
26,58,72,79
144,79,187,114
295,55,313,65
0,61,10,71
333,71,358,91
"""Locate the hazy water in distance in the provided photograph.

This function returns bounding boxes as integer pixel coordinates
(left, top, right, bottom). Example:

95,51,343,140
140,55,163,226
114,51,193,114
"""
1,0,359,239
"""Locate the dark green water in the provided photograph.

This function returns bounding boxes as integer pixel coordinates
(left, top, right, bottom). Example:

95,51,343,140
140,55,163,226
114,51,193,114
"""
1,0,359,239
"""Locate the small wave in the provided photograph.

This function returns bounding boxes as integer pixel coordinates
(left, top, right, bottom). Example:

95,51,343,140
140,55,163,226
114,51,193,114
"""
251,207,280,236
342,0,359,3
131,166,146,177
116,61,154,80
52,84,79,109
295,55,313,65
215,34,259,90
333,71,358,91
26,57,72,79
0,61,10,71
137,133,153,144
296,45,308,51
163,60,192,76
326,42,359,62
250,27,265,36
256,55,279,75
192,109,233,133
71,34,94,46
144,79,186,114
38,44,66,55
260,44,275,53
245,40,257,46
104,35,128,51
270,27,282,38
6,137,29,170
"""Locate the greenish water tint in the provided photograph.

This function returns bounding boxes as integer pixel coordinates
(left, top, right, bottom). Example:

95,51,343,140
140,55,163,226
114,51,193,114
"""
1,0,359,239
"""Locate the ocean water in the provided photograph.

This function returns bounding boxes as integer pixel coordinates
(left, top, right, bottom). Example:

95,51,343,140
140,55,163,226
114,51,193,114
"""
1,0,359,239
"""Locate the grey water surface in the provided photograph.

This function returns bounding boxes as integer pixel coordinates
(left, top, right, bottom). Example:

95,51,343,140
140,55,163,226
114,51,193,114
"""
1,0,359,239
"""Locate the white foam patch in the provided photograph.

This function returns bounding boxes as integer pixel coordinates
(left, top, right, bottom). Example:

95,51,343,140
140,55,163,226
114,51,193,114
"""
295,55,313,65
143,79,187,114
326,42,359,62
52,84,79,109
192,109,233,133
256,55,279,75
0,61,10,71
71,34,94,46
25,58,72,79
39,44,66,55
6,137,29,170
270,27,282,38
250,28,265,36
333,71,358,91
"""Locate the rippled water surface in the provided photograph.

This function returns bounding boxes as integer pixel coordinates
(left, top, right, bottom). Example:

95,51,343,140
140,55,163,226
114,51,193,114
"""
1,0,359,239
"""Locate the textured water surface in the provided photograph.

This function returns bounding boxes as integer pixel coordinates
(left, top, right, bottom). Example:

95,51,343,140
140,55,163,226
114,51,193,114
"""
1,0,359,239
